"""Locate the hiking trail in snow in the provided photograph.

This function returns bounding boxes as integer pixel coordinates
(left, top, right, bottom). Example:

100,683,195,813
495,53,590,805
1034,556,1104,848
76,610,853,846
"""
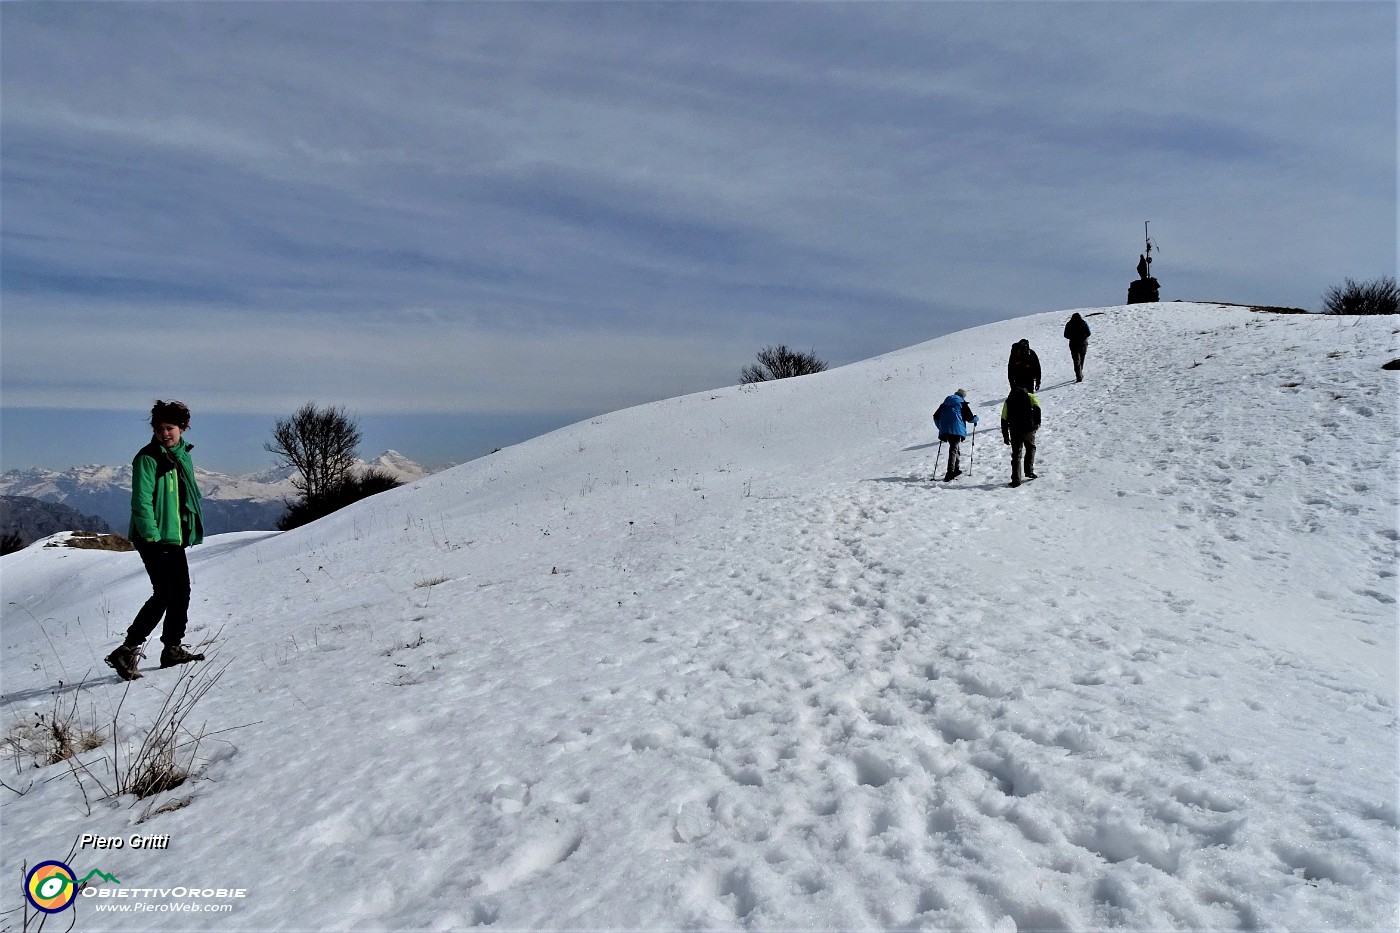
2,303,1395,931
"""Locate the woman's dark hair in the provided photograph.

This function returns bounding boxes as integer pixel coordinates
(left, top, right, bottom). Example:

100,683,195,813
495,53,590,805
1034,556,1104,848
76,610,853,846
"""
150,399,191,430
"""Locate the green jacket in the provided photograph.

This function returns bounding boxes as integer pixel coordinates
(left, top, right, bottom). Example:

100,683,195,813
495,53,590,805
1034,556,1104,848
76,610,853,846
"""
129,438,204,547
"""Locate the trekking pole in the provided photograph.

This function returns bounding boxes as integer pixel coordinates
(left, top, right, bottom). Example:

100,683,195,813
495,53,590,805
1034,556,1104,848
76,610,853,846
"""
934,439,944,481
969,426,975,476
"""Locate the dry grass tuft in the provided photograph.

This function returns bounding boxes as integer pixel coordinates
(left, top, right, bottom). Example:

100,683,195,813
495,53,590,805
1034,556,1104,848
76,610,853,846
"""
3,695,105,770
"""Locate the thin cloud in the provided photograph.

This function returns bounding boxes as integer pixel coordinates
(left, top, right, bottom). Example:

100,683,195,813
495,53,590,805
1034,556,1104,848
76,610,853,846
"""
2,0,1393,439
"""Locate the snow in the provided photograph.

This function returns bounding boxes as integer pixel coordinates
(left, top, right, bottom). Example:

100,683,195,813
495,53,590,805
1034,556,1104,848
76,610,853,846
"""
1,303,1396,931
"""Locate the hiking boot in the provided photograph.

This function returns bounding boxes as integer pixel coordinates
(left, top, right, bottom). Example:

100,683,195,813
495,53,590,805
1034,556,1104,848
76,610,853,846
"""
159,644,205,668
1009,479,1022,488
105,645,144,681
1026,472,1038,479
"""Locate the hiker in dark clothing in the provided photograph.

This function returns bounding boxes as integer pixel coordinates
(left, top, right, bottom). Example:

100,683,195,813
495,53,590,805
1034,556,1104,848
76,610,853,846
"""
1000,387,1041,488
105,400,207,681
1064,313,1091,382
1007,340,1041,392
934,389,979,482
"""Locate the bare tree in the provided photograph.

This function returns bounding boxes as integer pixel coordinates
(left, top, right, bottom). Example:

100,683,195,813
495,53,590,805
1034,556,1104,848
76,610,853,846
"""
264,403,362,504
740,345,829,384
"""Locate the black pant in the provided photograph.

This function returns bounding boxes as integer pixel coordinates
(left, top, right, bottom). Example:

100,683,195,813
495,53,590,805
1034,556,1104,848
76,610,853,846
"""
125,543,190,648
1069,340,1088,381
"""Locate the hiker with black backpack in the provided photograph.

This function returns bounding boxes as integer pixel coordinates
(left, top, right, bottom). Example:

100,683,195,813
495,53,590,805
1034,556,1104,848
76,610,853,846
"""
934,389,979,482
1063,312,1091,382
104,400,207,681
1007,340,1041,392
1000,386,1042,488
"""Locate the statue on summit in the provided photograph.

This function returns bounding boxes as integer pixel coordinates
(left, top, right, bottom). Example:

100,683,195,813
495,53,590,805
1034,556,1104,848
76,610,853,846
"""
1128,224,1160,304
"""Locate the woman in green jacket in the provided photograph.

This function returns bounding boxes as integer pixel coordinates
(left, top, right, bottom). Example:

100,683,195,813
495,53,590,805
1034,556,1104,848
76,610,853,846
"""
105,400,207,680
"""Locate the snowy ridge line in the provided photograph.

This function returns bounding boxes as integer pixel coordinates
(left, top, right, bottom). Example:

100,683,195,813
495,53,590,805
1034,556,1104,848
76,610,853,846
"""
0,450,432,537
1,303,1396,931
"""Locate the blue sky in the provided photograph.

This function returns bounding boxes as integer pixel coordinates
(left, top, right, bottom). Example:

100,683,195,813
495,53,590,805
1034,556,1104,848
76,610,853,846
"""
2,1,1394,473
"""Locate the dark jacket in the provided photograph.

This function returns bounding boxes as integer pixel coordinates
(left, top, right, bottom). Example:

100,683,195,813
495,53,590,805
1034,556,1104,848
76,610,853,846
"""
1000,389,1041,442
1008,342,1041,391
1064,314,1091,344
130,438,204,547
934,394,978,441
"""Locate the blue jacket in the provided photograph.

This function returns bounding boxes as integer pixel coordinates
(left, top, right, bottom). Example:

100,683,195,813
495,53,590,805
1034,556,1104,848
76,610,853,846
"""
934,394,977,440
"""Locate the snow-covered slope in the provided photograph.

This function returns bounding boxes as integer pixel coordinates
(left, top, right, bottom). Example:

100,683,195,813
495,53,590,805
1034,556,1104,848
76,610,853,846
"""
2,304,1395,931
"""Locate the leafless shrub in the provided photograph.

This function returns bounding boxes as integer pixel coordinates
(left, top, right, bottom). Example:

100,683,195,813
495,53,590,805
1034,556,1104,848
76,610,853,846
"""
65,658,231,803
1322,276,1398,315
116,661,227,799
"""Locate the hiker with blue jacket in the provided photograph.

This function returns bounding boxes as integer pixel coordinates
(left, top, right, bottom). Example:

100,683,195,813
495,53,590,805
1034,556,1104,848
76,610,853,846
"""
105,400,207,681
934,389,979,482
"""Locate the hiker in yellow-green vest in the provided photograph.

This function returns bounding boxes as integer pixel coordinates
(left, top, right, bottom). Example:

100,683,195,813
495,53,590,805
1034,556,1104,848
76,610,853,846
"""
1000,386,1042,488
105,400,207,680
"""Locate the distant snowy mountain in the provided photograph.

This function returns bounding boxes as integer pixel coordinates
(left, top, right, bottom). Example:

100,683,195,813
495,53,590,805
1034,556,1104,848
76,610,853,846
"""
0,450,431,535
362,449,434,483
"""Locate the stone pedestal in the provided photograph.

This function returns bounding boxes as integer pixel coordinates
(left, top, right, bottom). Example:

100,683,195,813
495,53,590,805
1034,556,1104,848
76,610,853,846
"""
1128,277,1160,304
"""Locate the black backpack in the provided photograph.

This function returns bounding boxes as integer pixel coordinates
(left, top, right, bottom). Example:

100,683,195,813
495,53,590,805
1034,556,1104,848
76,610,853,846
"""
1005,388,1038,431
